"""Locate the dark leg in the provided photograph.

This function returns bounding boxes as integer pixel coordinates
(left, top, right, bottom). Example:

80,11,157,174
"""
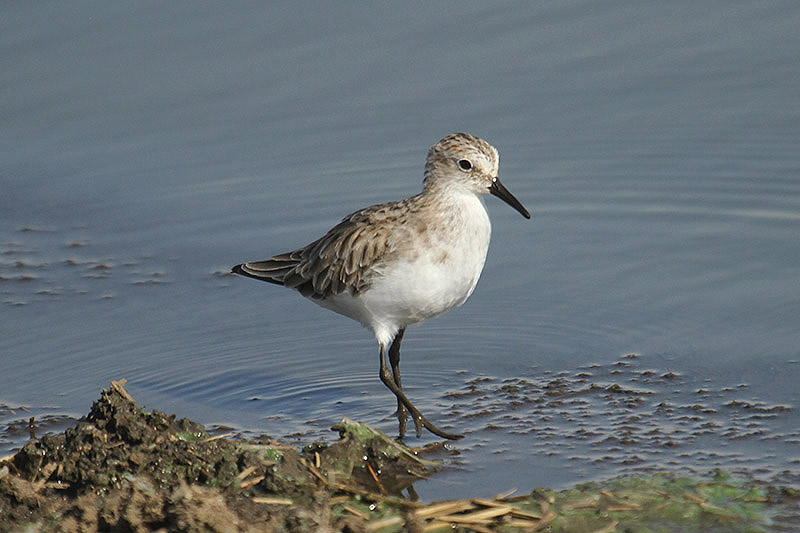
388,328,407,437
378,342,463,440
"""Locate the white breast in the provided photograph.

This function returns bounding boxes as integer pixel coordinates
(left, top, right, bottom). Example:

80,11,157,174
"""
321,192,492,346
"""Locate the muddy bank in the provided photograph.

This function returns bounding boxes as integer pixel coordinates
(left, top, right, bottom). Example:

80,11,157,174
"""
0,381,793,532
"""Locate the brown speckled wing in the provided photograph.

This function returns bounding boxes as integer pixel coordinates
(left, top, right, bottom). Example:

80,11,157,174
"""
233,201,407,300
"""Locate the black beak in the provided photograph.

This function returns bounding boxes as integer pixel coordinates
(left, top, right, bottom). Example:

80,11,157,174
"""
489,177,531,219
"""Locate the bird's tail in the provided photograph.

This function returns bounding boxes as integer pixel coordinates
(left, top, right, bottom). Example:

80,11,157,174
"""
231,255,298,286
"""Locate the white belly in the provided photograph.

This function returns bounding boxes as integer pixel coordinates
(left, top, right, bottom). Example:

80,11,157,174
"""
319,193,492,346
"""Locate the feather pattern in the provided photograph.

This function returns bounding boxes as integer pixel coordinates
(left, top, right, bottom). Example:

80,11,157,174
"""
232,195,427,300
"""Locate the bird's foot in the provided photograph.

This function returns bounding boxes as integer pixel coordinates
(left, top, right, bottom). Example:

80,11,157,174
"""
396,402,408,439
406,405,462,440
393,398,461,440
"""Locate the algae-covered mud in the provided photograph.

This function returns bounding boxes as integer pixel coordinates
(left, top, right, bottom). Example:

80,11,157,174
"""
1,381,797,531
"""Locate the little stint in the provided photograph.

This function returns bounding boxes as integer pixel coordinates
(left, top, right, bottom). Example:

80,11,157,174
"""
232,132,530,439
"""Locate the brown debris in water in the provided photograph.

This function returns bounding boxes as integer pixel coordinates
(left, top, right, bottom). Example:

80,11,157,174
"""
3,379,534,532
0,379,780,532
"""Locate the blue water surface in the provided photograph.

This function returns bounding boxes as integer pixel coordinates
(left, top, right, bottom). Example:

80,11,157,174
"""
2,2,799,500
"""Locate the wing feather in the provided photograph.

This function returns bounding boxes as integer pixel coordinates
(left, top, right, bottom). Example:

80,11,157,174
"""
231,200,410,299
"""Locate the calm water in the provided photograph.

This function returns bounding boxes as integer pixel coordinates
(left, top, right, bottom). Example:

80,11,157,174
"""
2,2,799,501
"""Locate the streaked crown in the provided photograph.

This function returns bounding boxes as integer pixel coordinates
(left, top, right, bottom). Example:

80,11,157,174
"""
423,133,499,192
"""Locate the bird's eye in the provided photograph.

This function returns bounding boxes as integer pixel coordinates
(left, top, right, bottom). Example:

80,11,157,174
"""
457,159,472,171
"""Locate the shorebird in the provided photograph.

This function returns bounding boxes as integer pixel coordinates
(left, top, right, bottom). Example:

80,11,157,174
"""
232,133,530,439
